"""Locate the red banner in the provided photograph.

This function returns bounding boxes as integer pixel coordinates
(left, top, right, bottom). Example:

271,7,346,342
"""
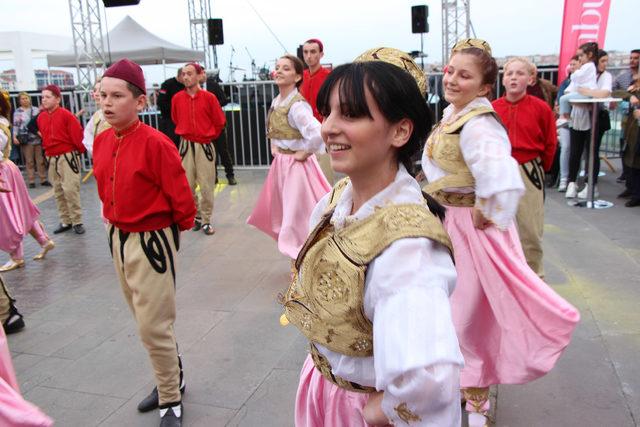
558,0,611,82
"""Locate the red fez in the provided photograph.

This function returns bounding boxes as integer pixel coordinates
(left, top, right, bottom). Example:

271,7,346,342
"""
43,84,61,98
304,38,324,52
103,58,146,94
185,62,204,74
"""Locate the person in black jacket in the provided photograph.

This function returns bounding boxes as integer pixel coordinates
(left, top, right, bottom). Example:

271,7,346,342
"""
157,69,184,148
203,70,237,185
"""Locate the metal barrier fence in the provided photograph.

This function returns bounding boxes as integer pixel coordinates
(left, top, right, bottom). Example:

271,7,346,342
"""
7,66,629,169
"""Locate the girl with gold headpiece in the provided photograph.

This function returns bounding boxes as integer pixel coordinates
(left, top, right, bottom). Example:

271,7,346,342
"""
282,49,464,426
0,90,55,272
421,39,580,426
247,54,331,261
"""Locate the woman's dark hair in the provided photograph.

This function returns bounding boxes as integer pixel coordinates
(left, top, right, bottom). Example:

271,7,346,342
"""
317,61,433,175
280,54,305,88
316,61,445,220
579,41,599,66
597,49,608,61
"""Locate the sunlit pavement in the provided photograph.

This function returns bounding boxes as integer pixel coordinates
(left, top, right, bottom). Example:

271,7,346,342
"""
3,164,639,426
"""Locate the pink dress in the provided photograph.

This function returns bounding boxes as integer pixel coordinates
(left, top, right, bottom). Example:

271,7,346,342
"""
422,98,580,388
0,160,41,256
247,89,331,259
0,327,53,426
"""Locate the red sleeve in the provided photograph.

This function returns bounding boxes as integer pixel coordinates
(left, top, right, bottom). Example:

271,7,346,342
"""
154,136,196,230
171,92,179,126
67,112,86,153
209,94,226,139
541,104,557,171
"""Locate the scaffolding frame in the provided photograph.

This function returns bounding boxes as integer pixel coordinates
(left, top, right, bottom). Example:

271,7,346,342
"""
68,0,106,90
441,0,471,64
188,0,218,69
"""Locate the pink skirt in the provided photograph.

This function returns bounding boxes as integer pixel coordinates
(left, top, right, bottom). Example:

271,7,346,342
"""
0,161,40,254
444,206,580,388
0,328,53,426
295,355,374,427
247,153,331,259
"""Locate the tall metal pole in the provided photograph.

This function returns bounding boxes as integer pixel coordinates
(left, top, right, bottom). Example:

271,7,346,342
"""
441,0,471,65
68,0,106,90
188,0,218,69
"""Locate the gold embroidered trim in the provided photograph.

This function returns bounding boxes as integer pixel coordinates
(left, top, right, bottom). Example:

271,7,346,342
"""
429,190,476,207
462,387,490,416
394,402,422,424
309,344,376,393
266,93,306,140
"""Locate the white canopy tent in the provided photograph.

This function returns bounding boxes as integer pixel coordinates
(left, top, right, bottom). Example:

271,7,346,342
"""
46,16,204,70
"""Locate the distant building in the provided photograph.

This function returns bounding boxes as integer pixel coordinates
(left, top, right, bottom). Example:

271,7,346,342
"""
0,69,75,91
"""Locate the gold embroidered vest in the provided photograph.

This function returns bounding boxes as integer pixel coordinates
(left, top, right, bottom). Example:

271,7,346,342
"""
266,93,306,140
92,110,112,137
423,106,498,197
282,177,453,362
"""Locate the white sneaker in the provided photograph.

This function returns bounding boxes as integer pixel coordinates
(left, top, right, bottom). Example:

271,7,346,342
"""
558,178,568,192
565,182,577,198
578,184,599,199
556,117,569,128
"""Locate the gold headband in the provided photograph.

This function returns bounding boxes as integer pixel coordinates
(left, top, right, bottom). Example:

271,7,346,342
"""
354,47,427,96
451,38,492,56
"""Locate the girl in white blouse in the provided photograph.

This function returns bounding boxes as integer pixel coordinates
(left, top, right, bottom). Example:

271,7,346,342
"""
422,39,580,427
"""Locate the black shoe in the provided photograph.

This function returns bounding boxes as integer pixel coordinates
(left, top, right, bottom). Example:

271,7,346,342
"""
53,224,72,234
616,174,626,183
192,219,202,232
137,380,186,413
618,189,632,199
29,183,36,189
41,180,52,187
73,224,86,234
3,305,25,335
625,198,640,207
227,177,237,185
159,403,182,427
202,224,215,235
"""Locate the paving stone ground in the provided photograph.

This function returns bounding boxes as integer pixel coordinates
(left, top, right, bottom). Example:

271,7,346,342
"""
3,165,639,426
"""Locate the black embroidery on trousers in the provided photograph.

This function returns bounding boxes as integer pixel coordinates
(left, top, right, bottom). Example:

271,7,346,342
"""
202,142,215,162
64,152,80,174
522,159,546,200
179,139,189,159
170,223,180,251
118,230,130,270
157,228,176,284
108,224,116,257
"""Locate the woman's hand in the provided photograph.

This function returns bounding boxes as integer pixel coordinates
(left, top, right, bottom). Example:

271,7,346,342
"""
472,207,492,230
293,151,312,162
577,87,591,96
362,392,392,426
13,137,20,146
270,144,278,157
630,95,640,107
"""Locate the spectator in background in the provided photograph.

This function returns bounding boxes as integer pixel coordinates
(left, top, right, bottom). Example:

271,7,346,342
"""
157,68,184,148
12,92,48,188
555,56,580,192
619,76,640,207
82,77,111,156
527,63,558,110
612,49,640,183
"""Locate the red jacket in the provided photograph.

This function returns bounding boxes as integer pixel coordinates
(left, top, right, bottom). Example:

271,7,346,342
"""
492,94,557,171
37,107,85,156
93,121,196,232
300,67,331,122
171,89,226,143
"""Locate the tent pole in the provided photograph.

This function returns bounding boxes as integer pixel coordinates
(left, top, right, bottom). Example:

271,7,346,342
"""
163,59,167,80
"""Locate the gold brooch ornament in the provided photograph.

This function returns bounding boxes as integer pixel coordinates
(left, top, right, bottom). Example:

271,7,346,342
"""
354,47,427,96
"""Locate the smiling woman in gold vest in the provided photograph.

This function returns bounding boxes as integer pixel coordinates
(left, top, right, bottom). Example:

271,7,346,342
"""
281,48,464,426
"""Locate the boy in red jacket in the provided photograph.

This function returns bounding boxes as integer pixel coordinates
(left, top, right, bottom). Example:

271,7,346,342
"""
93,58,196,427
37,84,86,234
171,63,226,235
493,58,557,277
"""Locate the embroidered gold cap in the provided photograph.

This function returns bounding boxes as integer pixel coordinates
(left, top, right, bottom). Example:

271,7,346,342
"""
354,47,427,96
451,38,492,56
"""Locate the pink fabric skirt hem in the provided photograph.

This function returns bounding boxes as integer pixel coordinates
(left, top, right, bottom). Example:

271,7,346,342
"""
247,154,331,259
444,206,580,388
295,354,374,427
0,161,40,254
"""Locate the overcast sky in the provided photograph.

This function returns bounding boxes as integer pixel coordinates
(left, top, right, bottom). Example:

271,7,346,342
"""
3,0,637,84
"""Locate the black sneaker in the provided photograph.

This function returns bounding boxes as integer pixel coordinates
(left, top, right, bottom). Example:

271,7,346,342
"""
3,305,25,335
138,379,186,413
159,403,182,427
202,224,215,235
73,224,86,234
227,177,237,185
53,223,72,234
41,180,52,187
192,219,202,232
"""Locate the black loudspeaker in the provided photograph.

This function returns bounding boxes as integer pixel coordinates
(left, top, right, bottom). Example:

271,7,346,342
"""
102,0,140,7
411,5,429,34
208,19,224,45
